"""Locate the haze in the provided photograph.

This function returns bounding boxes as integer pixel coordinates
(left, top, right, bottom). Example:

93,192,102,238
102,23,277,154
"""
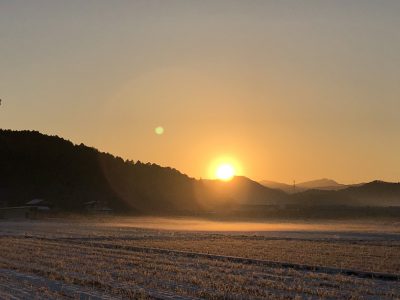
1,1,399,183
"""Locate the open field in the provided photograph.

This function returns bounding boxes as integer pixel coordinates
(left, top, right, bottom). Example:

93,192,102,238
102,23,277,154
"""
0,217,399,299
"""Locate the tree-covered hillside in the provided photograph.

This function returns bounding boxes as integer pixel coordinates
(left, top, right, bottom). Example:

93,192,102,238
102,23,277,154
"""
0,130,200,213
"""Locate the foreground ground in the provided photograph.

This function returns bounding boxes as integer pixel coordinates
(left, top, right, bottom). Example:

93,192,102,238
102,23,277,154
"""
0,217,399,299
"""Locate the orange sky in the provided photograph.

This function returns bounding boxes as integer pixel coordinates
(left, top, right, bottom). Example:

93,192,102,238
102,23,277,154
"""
1,1,399,183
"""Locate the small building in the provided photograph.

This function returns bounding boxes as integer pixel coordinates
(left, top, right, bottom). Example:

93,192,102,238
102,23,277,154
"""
26,198,52,209
0,199,52,220
84,200,113,215
26,198,52,216
0,206,38,219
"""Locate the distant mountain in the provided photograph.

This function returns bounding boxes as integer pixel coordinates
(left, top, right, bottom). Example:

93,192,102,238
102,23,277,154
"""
259,180,297,193
292,180,400,207
200,176,288,206
260,178,349,193
297,178,348,190
338,180,400,206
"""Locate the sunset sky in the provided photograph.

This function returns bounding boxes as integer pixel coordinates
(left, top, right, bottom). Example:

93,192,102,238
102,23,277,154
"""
1,1,399,183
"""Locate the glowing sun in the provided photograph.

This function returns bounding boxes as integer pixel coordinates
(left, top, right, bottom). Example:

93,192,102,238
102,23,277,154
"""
216,164,235,181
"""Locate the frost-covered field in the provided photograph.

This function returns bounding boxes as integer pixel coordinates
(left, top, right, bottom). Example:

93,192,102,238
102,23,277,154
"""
0,218,399,299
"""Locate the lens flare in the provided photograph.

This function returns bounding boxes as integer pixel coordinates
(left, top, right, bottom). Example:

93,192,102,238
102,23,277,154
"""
155,126,164,135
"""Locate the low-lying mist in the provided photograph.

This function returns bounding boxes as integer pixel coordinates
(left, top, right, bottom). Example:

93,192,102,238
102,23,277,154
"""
96,216,400,233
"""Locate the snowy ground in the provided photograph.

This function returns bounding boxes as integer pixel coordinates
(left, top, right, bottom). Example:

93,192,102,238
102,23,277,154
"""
0,218,399,299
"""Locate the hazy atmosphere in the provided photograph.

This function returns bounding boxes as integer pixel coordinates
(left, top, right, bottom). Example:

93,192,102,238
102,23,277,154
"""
2,2,400,299
1,0,400,183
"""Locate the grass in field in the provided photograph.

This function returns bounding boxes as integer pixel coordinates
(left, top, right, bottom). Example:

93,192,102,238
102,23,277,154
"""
106,236,400,274
1,219,399,299
0,238,399,298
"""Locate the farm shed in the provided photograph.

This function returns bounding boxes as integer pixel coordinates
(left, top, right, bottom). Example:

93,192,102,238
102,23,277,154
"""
84,200,113,214
0,206,37,219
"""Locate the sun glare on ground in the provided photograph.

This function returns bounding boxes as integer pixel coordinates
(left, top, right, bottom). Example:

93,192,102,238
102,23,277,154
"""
216,164,235,181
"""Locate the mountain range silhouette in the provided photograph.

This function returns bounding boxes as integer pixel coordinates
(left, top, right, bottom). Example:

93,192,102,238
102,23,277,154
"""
1,129,399,218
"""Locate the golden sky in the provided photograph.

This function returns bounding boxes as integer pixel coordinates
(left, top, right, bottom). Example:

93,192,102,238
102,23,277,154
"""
1,1,399,183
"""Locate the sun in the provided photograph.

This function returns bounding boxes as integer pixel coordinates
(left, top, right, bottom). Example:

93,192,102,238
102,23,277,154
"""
208,156,242,181
216,164,235,181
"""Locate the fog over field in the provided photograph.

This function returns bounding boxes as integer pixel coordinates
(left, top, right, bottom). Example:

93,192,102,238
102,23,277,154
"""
91,216,400,233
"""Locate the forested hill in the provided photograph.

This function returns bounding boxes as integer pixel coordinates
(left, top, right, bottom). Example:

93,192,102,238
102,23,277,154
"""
0,129,200,213
0,129,288,214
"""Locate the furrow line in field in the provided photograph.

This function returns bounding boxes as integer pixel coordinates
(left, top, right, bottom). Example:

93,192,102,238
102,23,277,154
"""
37,236,399,282
0,245,359,299
0,251,302,298
5,236,400,296
2,237,400,298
